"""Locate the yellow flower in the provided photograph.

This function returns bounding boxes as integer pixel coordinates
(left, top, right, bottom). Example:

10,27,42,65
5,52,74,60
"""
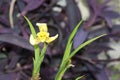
29,23,58,45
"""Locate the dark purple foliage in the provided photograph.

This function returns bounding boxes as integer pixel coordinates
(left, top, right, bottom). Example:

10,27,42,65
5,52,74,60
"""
0,0,120,80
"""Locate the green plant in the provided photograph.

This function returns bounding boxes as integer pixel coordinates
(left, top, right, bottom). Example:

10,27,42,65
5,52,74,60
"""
24,16,58,80
24,16,106,80
55,20,106,80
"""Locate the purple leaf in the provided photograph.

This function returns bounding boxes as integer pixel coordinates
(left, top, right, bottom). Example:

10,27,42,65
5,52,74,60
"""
66,0,89,49
104,16,112,28
0,27,15,34
21,0,45,15
0,34,33,51
94,68,109,80
86,42,113,54
22,0,30,3
0,73,18,80
0,16,10,27
73,27,89,48
102,10,120,19
85,63,109,80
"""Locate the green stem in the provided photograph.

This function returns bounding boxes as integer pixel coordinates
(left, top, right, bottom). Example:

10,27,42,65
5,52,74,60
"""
32,43,47,80
32,45,40,80
39,43,47,71
55,64,65,80
55,60,72,80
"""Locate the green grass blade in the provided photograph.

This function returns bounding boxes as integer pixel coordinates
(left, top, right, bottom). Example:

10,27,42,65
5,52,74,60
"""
69,34,106,59
39,43,47,65
75,75,84,80
63,20,83,61
67,20,83,44
24,16,37,38
55,59,72,80
62,42,72,61
55,20,83,80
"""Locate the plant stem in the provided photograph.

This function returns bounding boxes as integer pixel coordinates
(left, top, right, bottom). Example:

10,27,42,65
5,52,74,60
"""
31,43,47,80
32,45,40,80
9,0,16,28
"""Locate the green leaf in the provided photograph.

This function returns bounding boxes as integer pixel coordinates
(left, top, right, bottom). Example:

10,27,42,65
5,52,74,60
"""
55,59,72,80
68,20,83,44
62,20,83,61
55,20,83,80
23,16,37,38
39,43,47,65
69,34,106,59
75,75,84,80
62,42,72,62
24,16,41,79
33,45,40,74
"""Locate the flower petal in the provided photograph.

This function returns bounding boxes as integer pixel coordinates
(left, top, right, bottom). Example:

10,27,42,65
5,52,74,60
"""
46,34,58,43
36,23,48,32
29,34,39,45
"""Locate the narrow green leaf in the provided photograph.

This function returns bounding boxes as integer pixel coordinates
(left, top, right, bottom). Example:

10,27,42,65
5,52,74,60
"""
55,20,83,80
24,16,37,38
69,34,106,59
39,43,47,64
62,42,72,62
24,16,41,79
55,60,72,80
33,45,40,73
67,20,83,44
75,75,84,80
55,42,73,80
34,45,40,60
63,20,83,61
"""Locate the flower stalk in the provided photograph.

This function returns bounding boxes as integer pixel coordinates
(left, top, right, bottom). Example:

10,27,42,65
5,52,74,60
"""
24,16,58,80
